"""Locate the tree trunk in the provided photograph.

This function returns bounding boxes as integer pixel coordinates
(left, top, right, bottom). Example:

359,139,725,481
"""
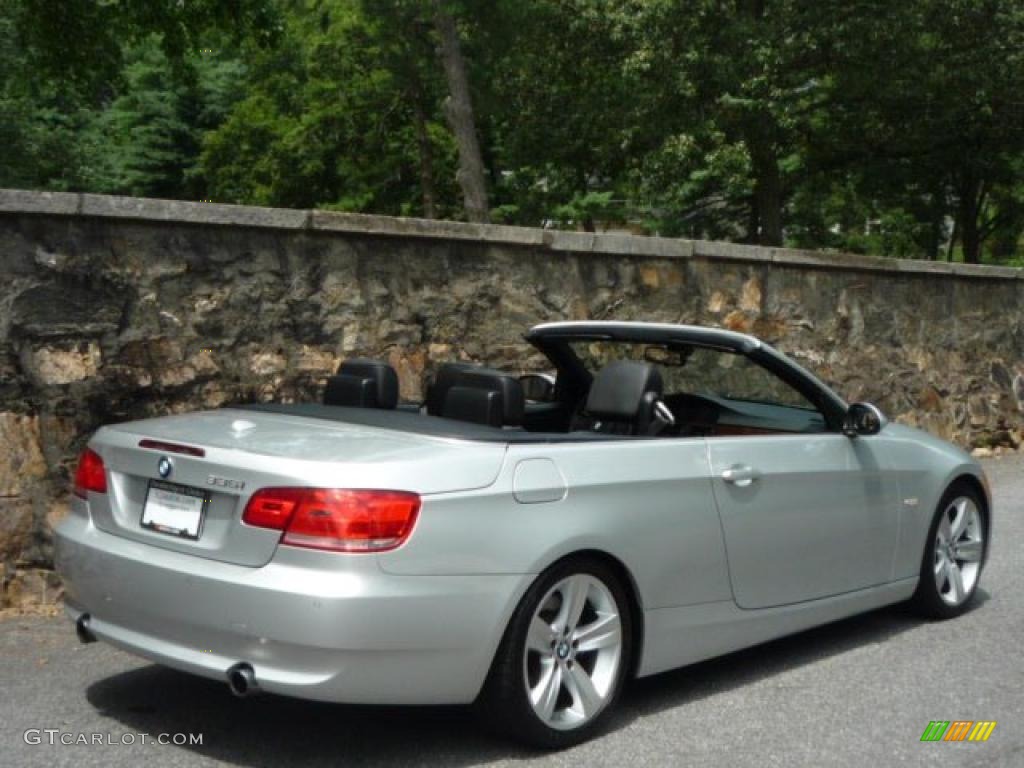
923,184,945,260
957,173,985,264
411,93,437,219
961,206,981,264
749,136,783,246
745,196,760,244
735,0,783,246
432,0,489,223
946,216,959,262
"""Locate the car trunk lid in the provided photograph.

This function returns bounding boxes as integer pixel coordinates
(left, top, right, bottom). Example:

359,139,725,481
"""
85,408,507,566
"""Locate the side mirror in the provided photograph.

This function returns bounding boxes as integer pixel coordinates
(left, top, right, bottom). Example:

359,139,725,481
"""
843,402,886,437
520,373,556,403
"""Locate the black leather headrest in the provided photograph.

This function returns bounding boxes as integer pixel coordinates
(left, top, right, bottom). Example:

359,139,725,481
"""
441,386,504,427
586,360,663,421
426,362,481,415
324,358,399,409
429,363,524,426
458,369,524,426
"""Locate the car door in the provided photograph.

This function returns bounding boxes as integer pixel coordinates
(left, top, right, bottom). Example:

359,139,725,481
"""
662,346,900,609
708,432,897,608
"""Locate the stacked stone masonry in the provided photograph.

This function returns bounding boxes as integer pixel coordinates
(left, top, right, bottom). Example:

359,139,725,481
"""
1,189,1022,587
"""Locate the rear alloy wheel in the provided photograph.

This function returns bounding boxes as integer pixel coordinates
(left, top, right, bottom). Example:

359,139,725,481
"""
479,559,632,749
911,485,987,619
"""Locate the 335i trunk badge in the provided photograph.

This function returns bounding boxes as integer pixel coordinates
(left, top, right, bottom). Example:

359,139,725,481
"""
207,474,246,491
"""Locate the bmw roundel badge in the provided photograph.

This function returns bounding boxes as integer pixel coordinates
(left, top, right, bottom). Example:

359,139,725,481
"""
157,456,173,479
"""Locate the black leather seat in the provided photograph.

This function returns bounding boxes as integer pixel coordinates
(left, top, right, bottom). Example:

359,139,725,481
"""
324,359,399,409
583,360,670,435
430,363,525,427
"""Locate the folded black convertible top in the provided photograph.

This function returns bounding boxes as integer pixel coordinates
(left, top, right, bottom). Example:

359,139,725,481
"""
237,402,630,444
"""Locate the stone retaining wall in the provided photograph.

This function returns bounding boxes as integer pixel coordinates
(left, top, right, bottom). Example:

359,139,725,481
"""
1,188,1023,596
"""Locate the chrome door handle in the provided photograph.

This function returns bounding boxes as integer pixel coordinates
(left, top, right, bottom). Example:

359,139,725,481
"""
721,465,760,487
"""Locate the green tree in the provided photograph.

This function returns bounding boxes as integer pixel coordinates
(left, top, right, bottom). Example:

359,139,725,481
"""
467,0,641,229
614,0,833,245
9,0,277,94
802,0,1024,262
4,0,1024,263
0,0,271,196
84,41,248,199
201,0,458,215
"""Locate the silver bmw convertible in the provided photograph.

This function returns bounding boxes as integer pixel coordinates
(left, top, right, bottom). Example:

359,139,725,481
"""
56,321,991,748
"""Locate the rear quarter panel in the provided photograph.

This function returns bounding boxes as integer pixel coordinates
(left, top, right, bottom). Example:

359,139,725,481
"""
378,438,732,611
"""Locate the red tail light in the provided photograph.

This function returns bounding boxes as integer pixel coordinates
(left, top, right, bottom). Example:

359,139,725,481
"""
242,488,420,553
242,488,304,530
73,448,107,498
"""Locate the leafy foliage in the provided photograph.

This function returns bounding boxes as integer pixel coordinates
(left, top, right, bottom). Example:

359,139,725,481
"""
202,0,459,214
3,0,1024,262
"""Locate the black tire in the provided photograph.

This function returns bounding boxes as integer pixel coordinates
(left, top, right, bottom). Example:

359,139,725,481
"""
476,557,634,750
909,482,988,619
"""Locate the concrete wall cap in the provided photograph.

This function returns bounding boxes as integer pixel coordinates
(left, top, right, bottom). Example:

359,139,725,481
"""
2,189,1022,280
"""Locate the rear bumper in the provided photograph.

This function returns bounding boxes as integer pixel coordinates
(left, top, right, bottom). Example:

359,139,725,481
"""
55,514,531,704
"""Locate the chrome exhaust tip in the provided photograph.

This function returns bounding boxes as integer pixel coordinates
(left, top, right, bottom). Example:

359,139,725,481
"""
75,613,96,644
226,662,258,697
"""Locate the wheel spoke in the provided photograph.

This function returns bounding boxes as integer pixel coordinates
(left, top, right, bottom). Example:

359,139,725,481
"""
950,499,970,540
565,664,603,719
527,616,557,654
531,661,562,720
949,562,965,603
573,612,621,653
934,556,951,593
938,514,952,544
956,539,983,563
558,576,590,633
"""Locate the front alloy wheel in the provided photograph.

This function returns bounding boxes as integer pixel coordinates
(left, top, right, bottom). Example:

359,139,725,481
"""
479,559,632,749
912,484,987,618
933,495,985,607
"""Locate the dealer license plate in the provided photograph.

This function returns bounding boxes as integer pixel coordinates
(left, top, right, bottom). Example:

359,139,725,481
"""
140,480,209,540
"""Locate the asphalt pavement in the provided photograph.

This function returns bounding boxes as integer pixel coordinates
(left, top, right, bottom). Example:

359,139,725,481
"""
2,456,1022,768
